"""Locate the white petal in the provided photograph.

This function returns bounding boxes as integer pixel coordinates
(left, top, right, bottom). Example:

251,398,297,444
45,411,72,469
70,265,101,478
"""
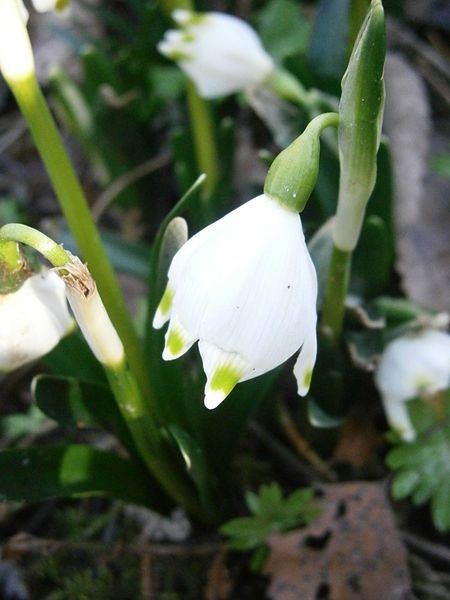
162,314,196,361
152,284,174,330
382,396,416,442
199,340,251,409
293,318,317,396
172,9,192,24
170,195,317,377
0,271,73,372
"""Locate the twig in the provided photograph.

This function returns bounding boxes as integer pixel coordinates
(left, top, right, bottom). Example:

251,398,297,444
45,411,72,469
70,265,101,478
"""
403,531,450,566
278,403,337,482
92,152,171,221
1,532,219,559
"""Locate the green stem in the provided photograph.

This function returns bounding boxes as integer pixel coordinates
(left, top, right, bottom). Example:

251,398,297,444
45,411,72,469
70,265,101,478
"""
106,363,204,521
320,245,352,339
8,73,152,402
0,223,71,266
160,0,220,199
0,240,23,271
186,80,220,199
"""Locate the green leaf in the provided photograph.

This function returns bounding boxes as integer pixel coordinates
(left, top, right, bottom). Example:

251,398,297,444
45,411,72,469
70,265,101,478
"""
0,405,47,439
387,396,450,532
352,215,393,297
391,469,420,499
32,375,136,454
430,152,450,179
432,479,450,532
307,0,351,93
257,0,310,62
0,445,156,507
44,329,106,385
168,424,219,520
221,483,319,554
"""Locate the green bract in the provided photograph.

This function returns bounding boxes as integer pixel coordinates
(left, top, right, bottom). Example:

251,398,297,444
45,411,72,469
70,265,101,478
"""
264,112,339,213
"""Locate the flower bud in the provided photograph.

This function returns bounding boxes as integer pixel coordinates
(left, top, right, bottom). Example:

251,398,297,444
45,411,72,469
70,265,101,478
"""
375,329,450,441
158,10,274,99
264,112,339,213
0,270,73,372
333,0,385,251
0,0,35,83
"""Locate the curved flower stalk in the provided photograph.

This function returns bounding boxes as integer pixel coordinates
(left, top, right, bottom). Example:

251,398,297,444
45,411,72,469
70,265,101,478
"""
375,329,450,441
158,10,275,99
154,194,318,409
0,270,73,372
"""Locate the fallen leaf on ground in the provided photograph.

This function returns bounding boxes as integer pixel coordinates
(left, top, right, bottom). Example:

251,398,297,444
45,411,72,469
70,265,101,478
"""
264,482,411,600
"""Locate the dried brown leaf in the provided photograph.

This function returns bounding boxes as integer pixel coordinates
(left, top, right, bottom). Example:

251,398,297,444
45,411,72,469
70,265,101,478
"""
264,482,411,600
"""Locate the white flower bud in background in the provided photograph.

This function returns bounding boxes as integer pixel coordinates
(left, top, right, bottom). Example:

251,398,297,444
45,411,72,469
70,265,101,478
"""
158,10,274,99
375,329,450,441
153,194,318,409
0,271,73,372
60,256,124,367
0,0,34,83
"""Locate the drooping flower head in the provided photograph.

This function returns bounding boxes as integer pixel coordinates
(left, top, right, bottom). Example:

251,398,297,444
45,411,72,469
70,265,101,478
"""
375,329,450,441
154,195,317,409
0,270,73,372
153,114,339,409
158,10,274,99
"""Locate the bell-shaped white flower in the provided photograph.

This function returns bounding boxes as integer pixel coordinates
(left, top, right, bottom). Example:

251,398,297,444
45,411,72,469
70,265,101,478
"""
153,193,318,409
158,10,275,99
0,270,73,372
375,329,450,441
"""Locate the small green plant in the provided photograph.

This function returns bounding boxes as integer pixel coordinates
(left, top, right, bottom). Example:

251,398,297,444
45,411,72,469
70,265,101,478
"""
386,390,450,532
221,482,319,571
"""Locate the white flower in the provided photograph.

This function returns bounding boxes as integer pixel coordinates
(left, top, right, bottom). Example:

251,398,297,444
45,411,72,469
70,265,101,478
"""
0,0,34,83
0,270,73,372
153,193,318,409
158,10,274,99
375,329,450,441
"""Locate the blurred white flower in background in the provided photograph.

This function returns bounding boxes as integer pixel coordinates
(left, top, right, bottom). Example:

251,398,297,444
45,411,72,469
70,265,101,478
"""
375,329,450,441
158,10,274,99
153,194,318,409
31,0,70,14
0,270,73,372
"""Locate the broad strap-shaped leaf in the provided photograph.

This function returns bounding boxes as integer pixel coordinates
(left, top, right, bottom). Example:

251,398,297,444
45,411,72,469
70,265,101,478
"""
0,445,158,507
32,374,137,455
168,424,221,521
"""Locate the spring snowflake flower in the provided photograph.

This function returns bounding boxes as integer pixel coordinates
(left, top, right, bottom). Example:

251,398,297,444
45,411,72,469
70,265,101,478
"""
0,270,73,372
158,10,274,99
153,194,318,409
375,329,450,441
